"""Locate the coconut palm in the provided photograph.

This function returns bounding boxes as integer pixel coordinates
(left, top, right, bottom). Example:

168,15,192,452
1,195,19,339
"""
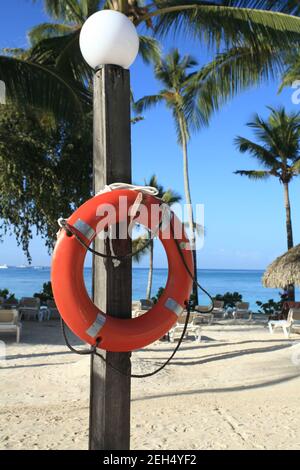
235,106,300,298
235,107,300,250
133,175,181,300
0,1,160,118
2,1,300,117
135,49,211,304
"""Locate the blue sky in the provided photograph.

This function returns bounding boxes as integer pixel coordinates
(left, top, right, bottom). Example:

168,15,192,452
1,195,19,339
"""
0,0,300,269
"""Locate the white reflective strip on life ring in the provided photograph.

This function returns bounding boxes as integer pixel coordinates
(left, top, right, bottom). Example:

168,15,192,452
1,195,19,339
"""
165,298,183,317
86,313,106,338
74,219,95,240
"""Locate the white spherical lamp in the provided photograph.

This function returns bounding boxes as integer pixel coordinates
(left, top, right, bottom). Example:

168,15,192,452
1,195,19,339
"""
79,10,139,70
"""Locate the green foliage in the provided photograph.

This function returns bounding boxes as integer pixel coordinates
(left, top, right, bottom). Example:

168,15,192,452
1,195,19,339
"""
234,106,299,255
196,44,288,116
256,299,282,316
0,289,17,301
235,106,300,184
281,50,300,90
0,104,92,260
133,174,181,263
151,286,165,304
0,54,90,120
2,0,300,257
132,235,150,263
147,1,300,49
214,291,243,308
34,282,54,303
135,49,212,144
5,0,300,123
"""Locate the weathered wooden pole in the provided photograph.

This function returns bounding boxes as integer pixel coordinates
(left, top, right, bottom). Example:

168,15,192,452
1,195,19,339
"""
89,65,132,450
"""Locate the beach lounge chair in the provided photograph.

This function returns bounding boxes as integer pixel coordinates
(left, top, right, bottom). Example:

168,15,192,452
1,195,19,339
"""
268,308,300,338
46,299,61,320
169,313,201,343
194,305,214,325
139,299,153,310
19,297,40,321
133,299,153,318
212,300,225,319
1,297,19,309
0,309,21,343
233,302,252,321
194,300,225,324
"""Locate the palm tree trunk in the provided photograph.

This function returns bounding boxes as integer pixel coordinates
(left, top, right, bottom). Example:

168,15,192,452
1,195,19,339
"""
283,182,294,250
146,239,154,300
179,116,198,305
283,181,295,301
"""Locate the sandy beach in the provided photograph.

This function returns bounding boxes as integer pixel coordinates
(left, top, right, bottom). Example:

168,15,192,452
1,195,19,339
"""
1,318,300,450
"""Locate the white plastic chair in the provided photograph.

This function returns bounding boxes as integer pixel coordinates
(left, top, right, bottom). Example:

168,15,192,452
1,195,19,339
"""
269,308,300,338
233,302,252,321
19,297,40,321
133,299,153,318
212,300,225,318
0,309,21,343
169,313,202,343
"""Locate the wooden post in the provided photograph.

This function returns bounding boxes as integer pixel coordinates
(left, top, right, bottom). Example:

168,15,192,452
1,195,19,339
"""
89,65,132,450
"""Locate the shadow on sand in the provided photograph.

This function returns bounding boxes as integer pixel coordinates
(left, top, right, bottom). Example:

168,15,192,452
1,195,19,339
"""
132,373,300,401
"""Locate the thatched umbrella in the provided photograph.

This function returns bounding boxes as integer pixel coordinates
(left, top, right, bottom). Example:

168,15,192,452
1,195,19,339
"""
263,244,300,288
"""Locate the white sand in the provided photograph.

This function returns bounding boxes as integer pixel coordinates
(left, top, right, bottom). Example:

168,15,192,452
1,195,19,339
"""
1,319,300,450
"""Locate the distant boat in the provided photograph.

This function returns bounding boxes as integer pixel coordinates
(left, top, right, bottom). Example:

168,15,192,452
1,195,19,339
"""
0,264,8,269
18,265,28,269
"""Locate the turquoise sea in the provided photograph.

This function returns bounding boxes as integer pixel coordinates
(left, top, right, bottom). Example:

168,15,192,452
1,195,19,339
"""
0,267,294,311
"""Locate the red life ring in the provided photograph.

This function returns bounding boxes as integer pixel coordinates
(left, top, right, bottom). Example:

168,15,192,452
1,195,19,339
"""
51,189,193,352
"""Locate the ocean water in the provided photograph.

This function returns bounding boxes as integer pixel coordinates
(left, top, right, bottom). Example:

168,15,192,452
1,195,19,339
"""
0,267,293,311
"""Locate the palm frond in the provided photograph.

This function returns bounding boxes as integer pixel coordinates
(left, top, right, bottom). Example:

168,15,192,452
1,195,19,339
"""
290,159,300,174
138,35,161,64
0,56,90,119
280,51,300,89
144,1,300,51
234,136,280,169
1,48,27,59
216,1,300,15
194,44,286,117
183,77,212,130
134,93,164,113
247,108,300,159
162,188,181,205
132,235,150,262
28,23,75,46
33,0,86,23
29,30,92,84
234,169,271,180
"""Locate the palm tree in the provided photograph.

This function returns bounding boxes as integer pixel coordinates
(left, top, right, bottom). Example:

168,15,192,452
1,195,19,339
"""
2,1,300,117
135,50,211,304
280,50,300,91
133,175,181,300
0,1,160,117
235,106,300,299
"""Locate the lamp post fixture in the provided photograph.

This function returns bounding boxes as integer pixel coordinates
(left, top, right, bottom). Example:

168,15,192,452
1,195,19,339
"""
80,10,139,450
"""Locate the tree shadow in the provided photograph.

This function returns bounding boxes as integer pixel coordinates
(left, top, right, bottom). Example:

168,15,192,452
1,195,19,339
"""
1,361,76,370
140,338,291,353
132,373,300,402
140,343,292,366
5,350,74,361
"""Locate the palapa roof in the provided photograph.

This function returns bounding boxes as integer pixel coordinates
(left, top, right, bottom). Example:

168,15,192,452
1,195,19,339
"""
263,244,300,288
